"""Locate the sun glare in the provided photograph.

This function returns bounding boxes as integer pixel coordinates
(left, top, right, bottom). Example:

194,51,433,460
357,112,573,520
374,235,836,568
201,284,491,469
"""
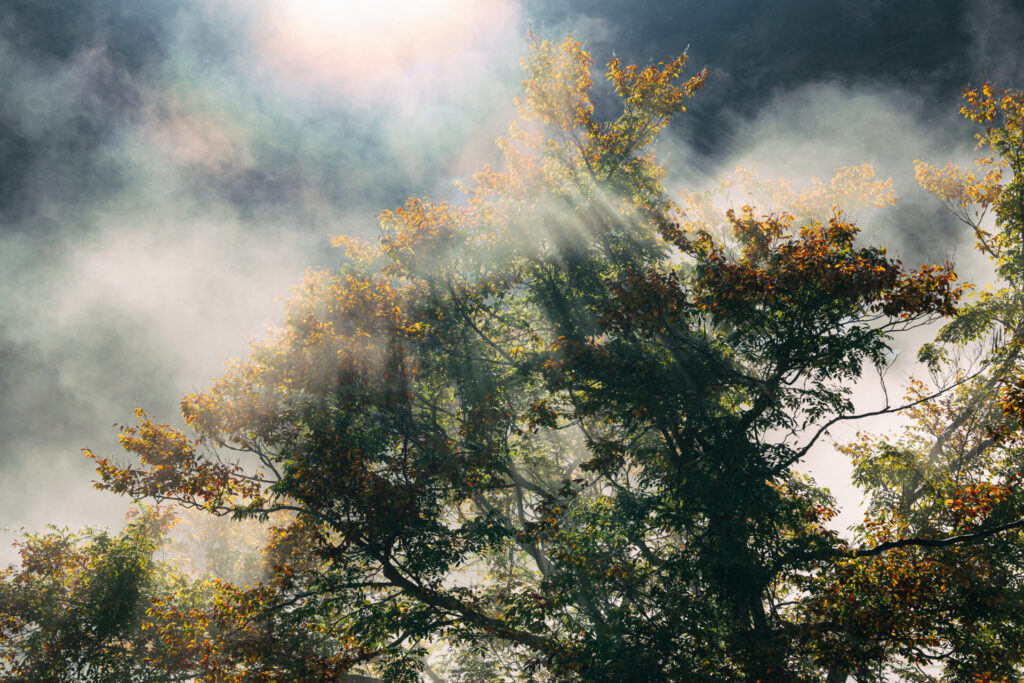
258,0,519,96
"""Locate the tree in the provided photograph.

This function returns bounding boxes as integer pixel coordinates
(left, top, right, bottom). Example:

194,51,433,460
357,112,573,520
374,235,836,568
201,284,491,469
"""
0,505,378,682
806,84,1024,682
0,508,175,682
5,38,1022,681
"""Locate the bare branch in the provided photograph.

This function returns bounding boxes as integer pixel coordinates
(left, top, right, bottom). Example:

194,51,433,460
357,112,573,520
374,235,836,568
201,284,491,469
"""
850,516,1024,558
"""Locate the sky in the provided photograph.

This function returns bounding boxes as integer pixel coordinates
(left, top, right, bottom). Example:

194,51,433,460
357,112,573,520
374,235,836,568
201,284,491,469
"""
2,0,1024,556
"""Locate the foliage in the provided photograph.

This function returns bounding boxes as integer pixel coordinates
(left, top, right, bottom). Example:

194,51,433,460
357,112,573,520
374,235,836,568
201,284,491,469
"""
0,508,174,682
820,84,1024,682
4,39,1023,682
680,162,898,235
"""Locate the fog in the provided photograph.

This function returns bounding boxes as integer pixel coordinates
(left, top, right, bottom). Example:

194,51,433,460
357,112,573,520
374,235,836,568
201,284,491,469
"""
2,0,1023,559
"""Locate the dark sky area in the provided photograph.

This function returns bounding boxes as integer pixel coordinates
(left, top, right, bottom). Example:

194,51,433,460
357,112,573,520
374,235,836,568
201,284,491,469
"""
1,0,1023,550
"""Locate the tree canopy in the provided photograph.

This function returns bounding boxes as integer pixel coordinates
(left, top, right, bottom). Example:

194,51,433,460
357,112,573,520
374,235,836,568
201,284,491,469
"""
4,38,1024,682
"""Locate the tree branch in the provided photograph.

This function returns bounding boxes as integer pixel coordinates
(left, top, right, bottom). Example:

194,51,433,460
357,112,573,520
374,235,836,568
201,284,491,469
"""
774,370,982,474
849,516,1024,558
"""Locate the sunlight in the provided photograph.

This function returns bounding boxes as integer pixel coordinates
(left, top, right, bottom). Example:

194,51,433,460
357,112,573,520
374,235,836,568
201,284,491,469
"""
258,0,519,96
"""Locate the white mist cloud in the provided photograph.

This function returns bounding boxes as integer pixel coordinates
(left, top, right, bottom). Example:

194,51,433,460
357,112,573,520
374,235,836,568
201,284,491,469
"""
0,201,315,563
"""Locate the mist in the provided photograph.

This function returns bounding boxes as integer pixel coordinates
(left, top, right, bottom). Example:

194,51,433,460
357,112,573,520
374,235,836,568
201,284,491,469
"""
0,0,525,560
2,0,1024,562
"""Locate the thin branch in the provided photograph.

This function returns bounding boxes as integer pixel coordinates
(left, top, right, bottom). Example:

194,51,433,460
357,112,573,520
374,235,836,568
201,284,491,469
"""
849,516,1024,558
775,370,983,474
